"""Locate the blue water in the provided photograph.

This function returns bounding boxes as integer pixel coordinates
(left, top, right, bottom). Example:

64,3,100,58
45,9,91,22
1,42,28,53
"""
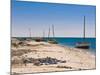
52,38,96,53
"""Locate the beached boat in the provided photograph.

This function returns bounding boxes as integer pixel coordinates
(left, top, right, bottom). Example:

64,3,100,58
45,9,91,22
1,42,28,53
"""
34,30,46,42
47,25,58,44
48,39,58,44
34,37,44,42
75,42,90,49
75,16,90,49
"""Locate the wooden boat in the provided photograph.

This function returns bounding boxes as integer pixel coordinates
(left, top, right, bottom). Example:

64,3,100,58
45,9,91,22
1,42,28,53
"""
75,16,90,49
75,42,90,49
35,30,46,42
48,39,58,44
47,25,58,44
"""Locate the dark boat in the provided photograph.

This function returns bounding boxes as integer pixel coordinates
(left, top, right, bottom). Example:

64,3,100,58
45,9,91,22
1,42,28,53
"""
75,42,90,49
75,16,90,49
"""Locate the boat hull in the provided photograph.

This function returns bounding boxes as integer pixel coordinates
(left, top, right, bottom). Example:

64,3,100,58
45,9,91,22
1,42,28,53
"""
75,45,90,49
75,42,90,49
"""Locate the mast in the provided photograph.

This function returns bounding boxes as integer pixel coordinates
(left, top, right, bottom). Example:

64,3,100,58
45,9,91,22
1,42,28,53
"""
48,27,50,39
52,25,55,38
95,17,96,37
29,28,31,38
43,30,45,38
83,16,85,39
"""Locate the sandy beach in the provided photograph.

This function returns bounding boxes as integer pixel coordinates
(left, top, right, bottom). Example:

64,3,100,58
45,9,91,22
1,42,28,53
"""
11,39,96,74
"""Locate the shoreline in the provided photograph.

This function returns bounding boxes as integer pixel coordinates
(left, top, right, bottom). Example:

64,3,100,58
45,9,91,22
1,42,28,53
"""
58,43,96,55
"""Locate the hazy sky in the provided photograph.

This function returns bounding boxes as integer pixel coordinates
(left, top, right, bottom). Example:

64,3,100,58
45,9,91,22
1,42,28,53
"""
11,0,96,37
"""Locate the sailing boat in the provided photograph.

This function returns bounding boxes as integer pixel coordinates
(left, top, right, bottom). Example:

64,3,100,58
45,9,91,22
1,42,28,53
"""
34,30,45,42
26,28,32,41
48,25,58,44
75,16,90,49
41,29,46,41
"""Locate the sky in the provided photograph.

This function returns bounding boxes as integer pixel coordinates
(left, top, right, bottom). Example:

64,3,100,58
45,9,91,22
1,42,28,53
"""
11,0,96,37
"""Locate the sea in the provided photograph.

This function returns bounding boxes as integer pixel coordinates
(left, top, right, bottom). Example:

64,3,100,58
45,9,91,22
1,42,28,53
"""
53,38,96,53
15,37,96,54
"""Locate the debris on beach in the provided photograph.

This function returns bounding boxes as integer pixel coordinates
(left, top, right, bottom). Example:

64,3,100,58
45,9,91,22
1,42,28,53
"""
12,57,66,66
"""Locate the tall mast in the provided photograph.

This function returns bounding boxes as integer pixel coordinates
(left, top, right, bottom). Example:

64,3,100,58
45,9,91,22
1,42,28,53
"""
95,17,96,37
43,30,45,38
83,16,85,39
52,25,55,38
48,27,50,39
29,28,31,38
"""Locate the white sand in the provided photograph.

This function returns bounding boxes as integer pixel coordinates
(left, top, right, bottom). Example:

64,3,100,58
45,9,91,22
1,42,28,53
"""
12,41,96,74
